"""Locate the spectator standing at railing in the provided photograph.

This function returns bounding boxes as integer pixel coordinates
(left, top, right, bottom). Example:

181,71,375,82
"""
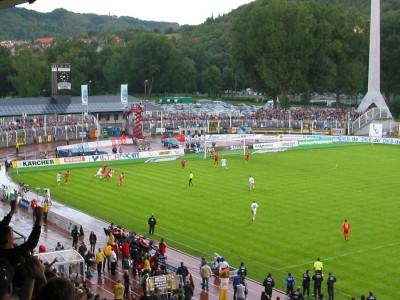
159,238,167,256
71,225,79,249
236,279,248,300
110,247,118,275
113,280,124,300
108,232,115,245
95,248,105,276
233,272,241,298
30,198,38,219
176,262,189,284
183,280,194,300
42,200,50,223
55,241,64,251
84,250,94,278
200,261,212,292
103,243,112,271
89,231,97,253
78,241,87,258
123,269,130,300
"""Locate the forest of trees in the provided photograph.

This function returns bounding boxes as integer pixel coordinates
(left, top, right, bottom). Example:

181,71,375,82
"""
0,0,399,115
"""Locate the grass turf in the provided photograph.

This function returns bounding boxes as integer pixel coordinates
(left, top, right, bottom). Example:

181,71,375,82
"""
11,143,400,299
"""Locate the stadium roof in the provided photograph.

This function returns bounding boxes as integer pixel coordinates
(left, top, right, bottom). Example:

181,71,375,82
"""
0,95,161,116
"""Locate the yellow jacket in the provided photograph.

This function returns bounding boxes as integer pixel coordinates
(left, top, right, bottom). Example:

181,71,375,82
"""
43,202,49,213
108,234,115,245
114,282,124,300
96,251,105,263
103,244,112,257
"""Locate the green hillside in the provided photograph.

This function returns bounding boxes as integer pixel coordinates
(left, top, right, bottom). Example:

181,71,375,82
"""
0,7,179,40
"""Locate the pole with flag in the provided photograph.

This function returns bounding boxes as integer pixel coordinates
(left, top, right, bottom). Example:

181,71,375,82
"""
121,84,128,105
81,84,88,144
81,84,88,108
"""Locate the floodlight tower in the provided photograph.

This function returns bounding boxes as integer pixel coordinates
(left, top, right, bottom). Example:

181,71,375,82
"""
357,0,391,116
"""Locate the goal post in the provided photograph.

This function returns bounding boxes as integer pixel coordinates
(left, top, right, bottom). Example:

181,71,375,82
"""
201,135,281,158
203,137,248,159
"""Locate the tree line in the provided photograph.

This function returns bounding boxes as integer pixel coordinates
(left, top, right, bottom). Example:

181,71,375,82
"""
0,0,399,114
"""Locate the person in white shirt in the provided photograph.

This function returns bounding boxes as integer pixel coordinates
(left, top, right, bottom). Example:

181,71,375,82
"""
94,167,103,178
218,258,229,274
56,173,62,186
110,248,118,275
249,176,255,190
221,158,227,169
251,201,259,221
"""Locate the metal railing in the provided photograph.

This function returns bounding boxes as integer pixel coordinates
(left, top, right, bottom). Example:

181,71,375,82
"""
351,107,392,133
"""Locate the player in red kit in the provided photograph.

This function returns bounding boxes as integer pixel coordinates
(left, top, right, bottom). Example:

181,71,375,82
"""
102,163,108,174
119,172,125,186
245,151,250,163
181,159,186,170
64,170,70,184
101,169,114,181
214,152,219,166
342,219,350,241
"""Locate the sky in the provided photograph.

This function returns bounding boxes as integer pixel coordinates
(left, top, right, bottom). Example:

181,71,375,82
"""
19,0,255,26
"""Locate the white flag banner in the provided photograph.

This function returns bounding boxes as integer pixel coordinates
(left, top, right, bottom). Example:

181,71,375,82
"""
81,84,88,105
121,84,128,105
369,123,382,137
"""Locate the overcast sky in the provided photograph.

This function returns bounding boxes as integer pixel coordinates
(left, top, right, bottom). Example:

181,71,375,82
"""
19,0,255,26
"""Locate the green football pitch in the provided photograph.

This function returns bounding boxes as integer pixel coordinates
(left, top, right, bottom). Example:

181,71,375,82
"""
11,143,400,299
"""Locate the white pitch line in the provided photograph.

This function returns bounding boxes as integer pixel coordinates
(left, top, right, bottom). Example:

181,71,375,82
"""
278,241,400,271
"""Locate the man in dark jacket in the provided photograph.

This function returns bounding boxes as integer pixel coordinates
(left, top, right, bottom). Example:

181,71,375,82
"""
71,225,79,249
176,262,189,284
148,214,157,235
312,270,324,299
263,272,275,299
183,280,194,300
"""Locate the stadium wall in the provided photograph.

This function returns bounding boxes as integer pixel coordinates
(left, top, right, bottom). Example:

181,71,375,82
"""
10,135,400,171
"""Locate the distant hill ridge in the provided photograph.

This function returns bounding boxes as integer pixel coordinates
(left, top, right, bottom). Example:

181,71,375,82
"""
0,0,399,40
0,7,180,40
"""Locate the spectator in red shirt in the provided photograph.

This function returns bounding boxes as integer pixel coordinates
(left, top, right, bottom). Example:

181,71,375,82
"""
159,238,167,256
121,241,130,259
